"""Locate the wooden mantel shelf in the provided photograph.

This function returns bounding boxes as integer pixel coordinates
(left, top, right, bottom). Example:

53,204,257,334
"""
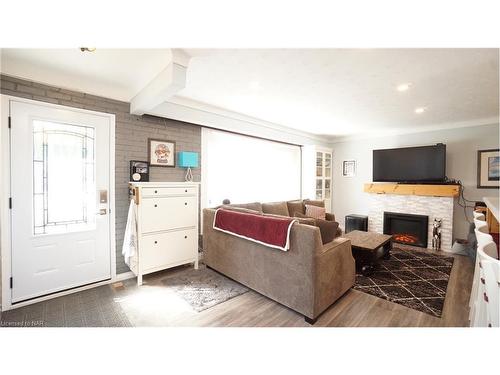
363,183,459,197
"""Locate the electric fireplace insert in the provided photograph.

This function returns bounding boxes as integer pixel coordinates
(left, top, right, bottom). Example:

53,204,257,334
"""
383,211,429,248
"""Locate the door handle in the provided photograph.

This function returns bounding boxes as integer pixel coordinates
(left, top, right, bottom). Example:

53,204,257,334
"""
96,208,107,215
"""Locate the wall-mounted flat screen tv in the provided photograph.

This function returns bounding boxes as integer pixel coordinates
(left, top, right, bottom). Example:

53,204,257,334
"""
373,144,446,183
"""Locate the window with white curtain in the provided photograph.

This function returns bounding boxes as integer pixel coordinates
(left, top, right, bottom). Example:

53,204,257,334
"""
202,128,302,207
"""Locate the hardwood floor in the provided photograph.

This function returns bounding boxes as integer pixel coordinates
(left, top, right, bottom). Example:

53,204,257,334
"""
1,249,474,327
122,249,474,327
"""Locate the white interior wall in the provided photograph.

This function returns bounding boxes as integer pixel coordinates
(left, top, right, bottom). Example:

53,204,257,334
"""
331,123,500,240
301,145,317,200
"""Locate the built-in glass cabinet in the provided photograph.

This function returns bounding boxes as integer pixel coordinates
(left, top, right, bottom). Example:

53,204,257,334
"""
315,150,332,212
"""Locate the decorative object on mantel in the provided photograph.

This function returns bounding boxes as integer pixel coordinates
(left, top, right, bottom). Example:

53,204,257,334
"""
477,149,499,189
363,183,459,197
342,160,356,177
129,160,149,182
432,218,442,250
148,138,176,167
177,151,199,182
354,245,454,317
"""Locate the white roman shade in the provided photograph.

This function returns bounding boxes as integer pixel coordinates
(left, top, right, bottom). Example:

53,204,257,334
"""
202,128,302,208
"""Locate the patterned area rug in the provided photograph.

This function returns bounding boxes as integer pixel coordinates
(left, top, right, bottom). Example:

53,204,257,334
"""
354,247,454,317
161,266,248,312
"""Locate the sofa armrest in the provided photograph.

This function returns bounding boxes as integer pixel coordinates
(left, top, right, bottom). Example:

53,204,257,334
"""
313,237,355,317
318,236,350,254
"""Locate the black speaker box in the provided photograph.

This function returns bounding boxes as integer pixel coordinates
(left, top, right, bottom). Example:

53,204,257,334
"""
345,214,368,233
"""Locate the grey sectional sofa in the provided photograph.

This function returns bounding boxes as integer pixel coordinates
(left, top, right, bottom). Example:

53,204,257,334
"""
202,200,355,324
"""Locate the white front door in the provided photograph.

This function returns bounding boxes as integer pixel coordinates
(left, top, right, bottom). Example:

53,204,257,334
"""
10,100,112,303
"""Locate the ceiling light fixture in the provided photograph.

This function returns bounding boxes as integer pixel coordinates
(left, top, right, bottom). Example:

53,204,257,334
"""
415,107,427,114
396,83,411,92
80,47,96,52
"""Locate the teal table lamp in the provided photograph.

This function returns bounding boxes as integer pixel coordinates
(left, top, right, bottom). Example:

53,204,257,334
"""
177,151,199,182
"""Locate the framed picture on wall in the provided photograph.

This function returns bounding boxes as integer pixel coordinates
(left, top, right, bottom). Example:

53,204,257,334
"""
129,160,150,182
477,149,499,189
342,160,356,177
148,138,176,167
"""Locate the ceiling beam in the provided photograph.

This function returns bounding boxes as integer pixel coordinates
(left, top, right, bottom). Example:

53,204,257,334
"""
130,49,190,116
148,96,335,147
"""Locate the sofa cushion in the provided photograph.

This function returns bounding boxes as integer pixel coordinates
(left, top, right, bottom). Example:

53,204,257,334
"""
296,217,316,226
305,204,326,220
222,206,262,215
264,212,315,226
225,202,263,212
287,200,305,216
262,201,290,217
293,212,310,219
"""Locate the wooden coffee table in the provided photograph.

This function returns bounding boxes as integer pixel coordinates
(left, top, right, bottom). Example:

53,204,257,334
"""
343,230,393,276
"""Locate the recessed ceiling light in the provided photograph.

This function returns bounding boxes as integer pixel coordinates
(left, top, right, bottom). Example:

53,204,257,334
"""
396,83,411,92
415,107,426,114
80,47,96,52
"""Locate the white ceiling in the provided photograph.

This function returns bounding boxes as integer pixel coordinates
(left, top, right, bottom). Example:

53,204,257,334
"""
181,49,499,137
1,48,498,138
0,48,171,101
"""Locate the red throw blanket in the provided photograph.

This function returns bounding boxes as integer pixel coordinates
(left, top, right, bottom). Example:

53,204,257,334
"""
213,209,297,251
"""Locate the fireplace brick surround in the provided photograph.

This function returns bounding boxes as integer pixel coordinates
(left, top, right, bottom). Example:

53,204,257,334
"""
368,194,453,250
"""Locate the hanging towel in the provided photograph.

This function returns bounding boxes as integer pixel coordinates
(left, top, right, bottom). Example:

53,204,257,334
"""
122,199,138,266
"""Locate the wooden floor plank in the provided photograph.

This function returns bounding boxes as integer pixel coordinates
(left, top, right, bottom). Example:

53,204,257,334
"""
1,249,474,328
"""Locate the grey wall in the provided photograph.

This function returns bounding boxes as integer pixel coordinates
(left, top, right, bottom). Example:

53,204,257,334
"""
0,74,202,275
331,124,500,241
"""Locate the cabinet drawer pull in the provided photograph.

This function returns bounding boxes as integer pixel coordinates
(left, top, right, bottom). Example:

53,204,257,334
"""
184,236,188,239
154,204,158,207
154,241,158,244
154,190,158,193
184,202,187,205
185,189,187,192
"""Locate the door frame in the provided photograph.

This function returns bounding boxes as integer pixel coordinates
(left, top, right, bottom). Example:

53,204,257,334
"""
1,95,117,311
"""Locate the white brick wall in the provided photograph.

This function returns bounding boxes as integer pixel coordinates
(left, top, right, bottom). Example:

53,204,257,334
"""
367,194,454,250
1,74,202,274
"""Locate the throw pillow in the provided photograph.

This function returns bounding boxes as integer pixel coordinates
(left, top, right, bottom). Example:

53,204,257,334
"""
315,219,339,244
294,212,338,243
303,199,325,208
305,204,326,220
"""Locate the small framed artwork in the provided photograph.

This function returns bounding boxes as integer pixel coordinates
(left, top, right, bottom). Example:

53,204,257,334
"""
343,160,356,177
129,160,149,182
148,138,176,167
477,149,499,189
